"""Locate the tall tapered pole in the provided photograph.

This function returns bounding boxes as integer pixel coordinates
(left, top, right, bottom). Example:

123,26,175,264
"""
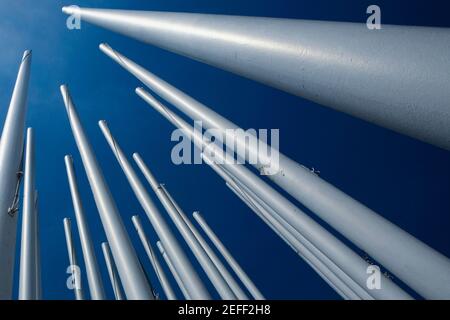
34,191,42,299
133,153,236,300
193,212,265,300
134,90,412,300
101,242,125,300
132,69,450,299
60,85,153,300
159,185,248,300
97,120,209,299
64,155,106,300
131,215,176,300
157,241,190,300
63,7,450,149
18,128,36,300
0,50,32,299
63,218,84,300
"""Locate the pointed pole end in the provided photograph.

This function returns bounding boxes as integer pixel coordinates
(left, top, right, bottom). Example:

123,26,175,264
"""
22,50,32,60
62,6,78,15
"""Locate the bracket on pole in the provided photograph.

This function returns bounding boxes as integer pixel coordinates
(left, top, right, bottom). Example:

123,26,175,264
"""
7,170,23,217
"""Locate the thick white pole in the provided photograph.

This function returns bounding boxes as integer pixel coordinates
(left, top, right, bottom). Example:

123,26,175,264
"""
157,241,190,300
63,218,84,300
60,85,153,300
127,60,450,299
135,90,412,300
63,7,450,149
159,185,248,300
131,215,176,300
193,212,265,300
18,128,36,300
98,120,209,299
101,242,125,300
133,153,236,300
34,191,41,299
64,155,106,300
0,50,32,299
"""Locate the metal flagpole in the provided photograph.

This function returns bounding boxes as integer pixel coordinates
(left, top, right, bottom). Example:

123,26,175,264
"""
131,215,177,300
224,181,356,300
132,153,236,300
159,184,248,300
134,90,412,300
0,50,32,299
204,154,368,300
157,241,190,300
64,155,106,300
18,128,37,300
62,7,450,149
34,191,42,300
101,242,125,300
193,212,265,300
131,70,450,299
60,85,153,300
63,218,84,300
220,172,373,300
98,120,210,300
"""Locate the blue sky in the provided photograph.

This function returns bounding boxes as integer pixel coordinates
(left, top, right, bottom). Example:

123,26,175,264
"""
0,0,449,300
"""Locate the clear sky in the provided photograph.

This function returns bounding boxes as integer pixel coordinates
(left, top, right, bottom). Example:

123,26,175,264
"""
0,0,449,300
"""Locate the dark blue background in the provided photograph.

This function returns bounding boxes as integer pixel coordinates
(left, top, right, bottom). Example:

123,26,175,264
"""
0,0,448,299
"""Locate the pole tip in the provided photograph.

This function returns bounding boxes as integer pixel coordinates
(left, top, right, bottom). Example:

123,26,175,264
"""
98,120,107,127
62,5,79,15
132,152,140,160
22,50,32,61
99,43,110,52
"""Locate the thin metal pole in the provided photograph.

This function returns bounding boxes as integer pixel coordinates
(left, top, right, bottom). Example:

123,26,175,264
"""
97,120,209,299
34,191,42,300
157,241,190,300
225,182,355,300
64,155,106,300
63,218,84,300
132,68,450,299
0,50,32,299
60,85,153,300
63,7,450,149
159,184,248,300
133,153,236,300
193,212,265,300
18,128,36,300
131,215,176,300
222,171,373,300
101,242,125,300
134,90,412,300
